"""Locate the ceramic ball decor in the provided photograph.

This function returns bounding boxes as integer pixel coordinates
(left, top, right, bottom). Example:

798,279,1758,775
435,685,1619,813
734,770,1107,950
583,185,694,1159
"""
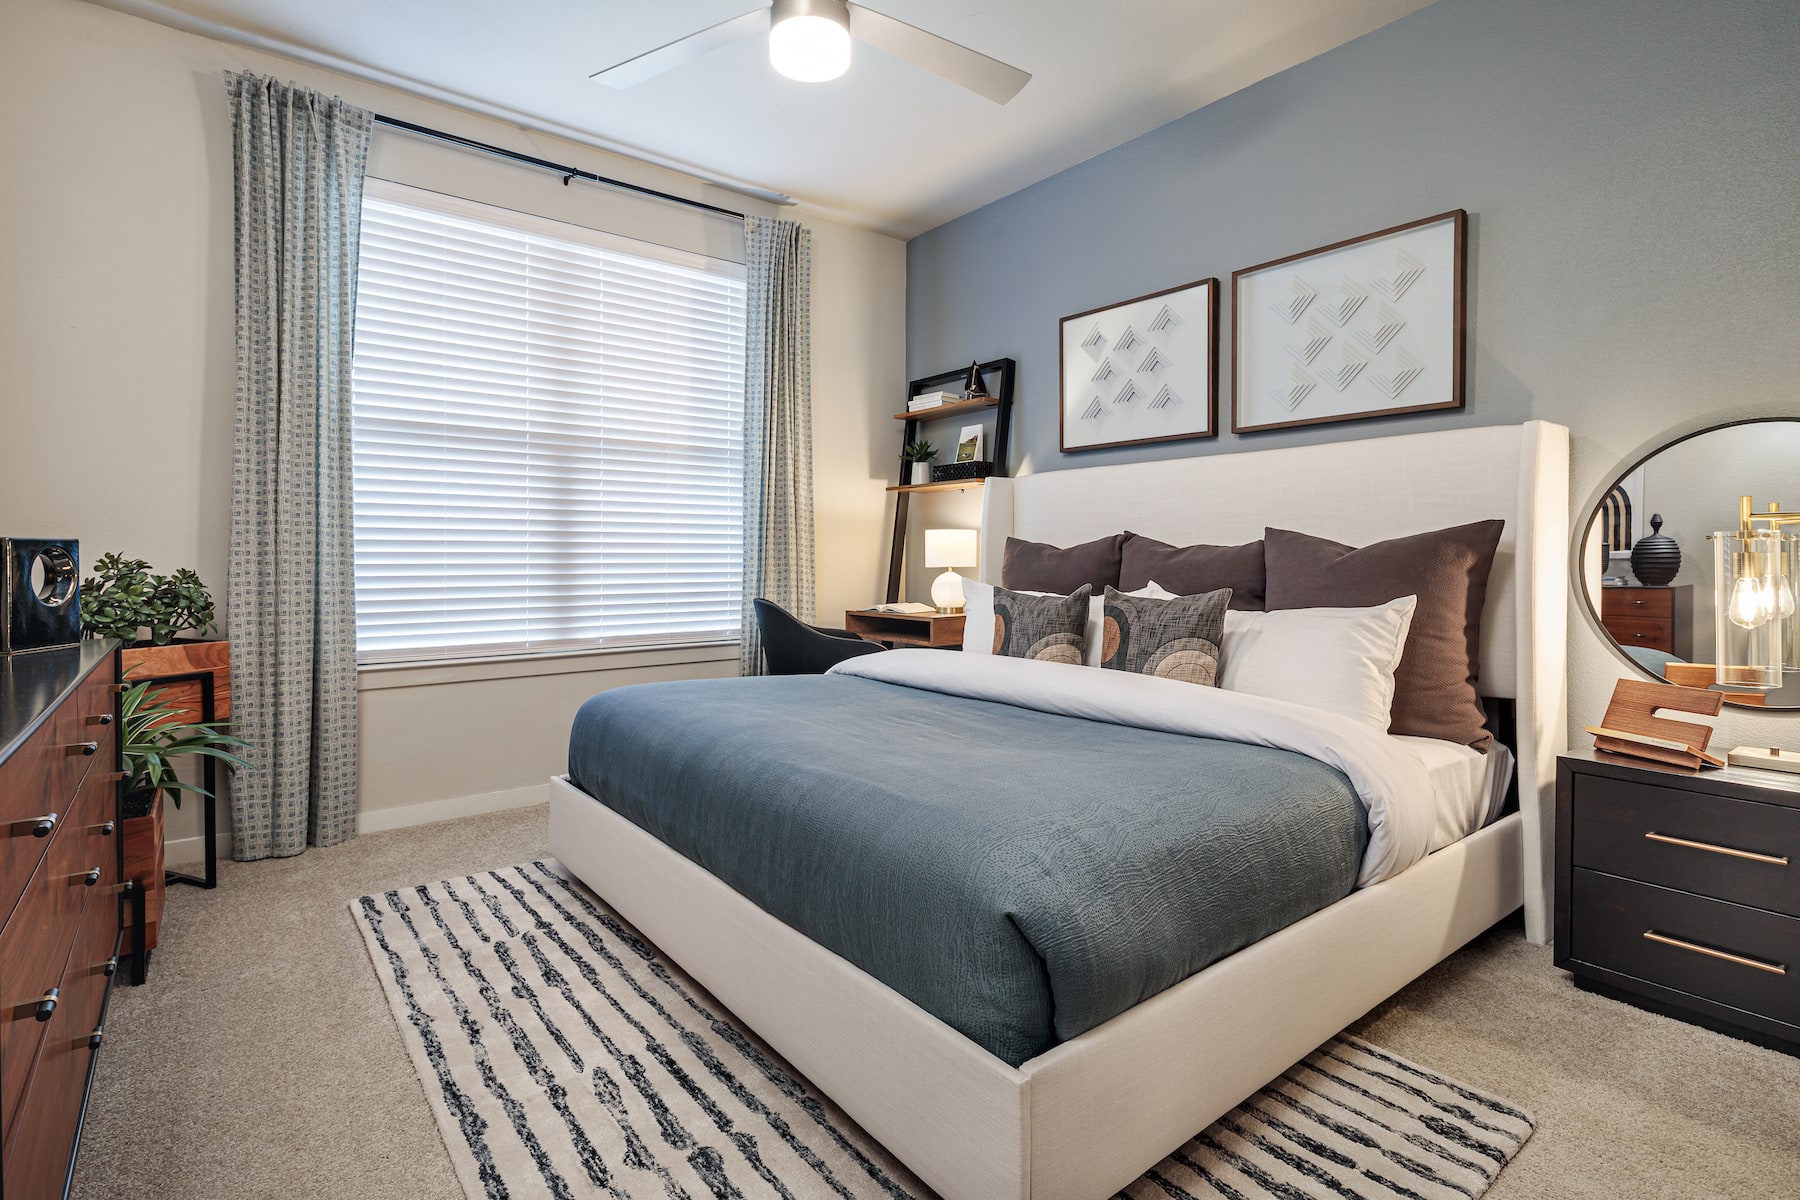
1629,513,1682,587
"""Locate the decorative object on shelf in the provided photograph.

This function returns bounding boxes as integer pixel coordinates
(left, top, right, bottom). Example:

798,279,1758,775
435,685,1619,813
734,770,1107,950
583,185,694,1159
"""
1232,210,1466,435
1725,745,1800,775
1584,677,1724,770
900,439,937,486
1710,496,1795,691
931,460,992,484
1628,514,1682,586
2,536,81,654
961,360,991,400
954,424,985,463
925,528,979,613
1060,277,1218,452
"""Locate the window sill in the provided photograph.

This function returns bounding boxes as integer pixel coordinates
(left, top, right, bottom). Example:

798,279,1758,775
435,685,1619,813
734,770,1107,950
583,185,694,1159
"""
357,640,740,691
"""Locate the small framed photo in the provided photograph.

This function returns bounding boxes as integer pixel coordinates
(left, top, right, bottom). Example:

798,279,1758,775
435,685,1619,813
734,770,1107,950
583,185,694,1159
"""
955,424,986,463
1059,278,1219,453
1232,210,1466,434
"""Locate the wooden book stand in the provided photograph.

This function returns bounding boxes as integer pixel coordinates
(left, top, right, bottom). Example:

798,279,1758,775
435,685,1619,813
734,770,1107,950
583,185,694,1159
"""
1586,678,1725,770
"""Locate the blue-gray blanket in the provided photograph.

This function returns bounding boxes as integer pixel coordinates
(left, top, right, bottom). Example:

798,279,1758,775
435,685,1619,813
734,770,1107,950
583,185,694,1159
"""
565,674,1368,1067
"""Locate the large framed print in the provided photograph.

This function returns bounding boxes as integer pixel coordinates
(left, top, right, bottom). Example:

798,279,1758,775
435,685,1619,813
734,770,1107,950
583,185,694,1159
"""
1232,210,1466,435
1059,278,1218,453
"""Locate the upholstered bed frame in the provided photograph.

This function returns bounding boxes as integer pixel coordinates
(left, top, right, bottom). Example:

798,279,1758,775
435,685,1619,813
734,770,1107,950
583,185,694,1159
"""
548,420,1570,1200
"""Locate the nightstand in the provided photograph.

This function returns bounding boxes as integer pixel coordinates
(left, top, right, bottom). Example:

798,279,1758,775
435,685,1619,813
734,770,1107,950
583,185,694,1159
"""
843,609,965,648
1555,748,1800,1054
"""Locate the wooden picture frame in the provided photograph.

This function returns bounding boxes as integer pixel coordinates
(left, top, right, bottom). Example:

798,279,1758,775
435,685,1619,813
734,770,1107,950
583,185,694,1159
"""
1231,210,1467,435
1059,277,1218,453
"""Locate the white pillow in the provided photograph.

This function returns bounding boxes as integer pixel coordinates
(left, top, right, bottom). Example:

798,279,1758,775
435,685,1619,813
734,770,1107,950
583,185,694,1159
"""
1215,597,1418,731
962,581,1165,667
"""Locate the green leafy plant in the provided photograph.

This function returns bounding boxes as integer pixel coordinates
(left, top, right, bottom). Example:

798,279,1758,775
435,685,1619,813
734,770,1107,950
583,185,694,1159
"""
901,439,938,463
120,679,252,815
80,552,218,647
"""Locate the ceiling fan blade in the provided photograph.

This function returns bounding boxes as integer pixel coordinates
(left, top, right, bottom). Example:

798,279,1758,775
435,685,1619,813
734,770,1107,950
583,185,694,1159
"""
848,4,1030,104
591,7,768,89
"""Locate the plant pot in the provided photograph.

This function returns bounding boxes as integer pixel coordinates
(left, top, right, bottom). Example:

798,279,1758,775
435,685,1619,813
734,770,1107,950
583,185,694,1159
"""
908,462,933,486
120,637,231,725
120,789,166,953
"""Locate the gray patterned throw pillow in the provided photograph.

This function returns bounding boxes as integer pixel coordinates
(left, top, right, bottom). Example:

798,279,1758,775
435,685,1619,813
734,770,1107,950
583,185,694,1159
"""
992,586,1091,664
1099,586,1231,685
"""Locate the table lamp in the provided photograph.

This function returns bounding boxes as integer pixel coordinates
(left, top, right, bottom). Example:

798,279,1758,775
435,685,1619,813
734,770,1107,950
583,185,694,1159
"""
925,528,978,613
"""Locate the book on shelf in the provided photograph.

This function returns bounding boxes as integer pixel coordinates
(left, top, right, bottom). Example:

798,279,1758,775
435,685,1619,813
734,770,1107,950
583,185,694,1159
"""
908,391,957,410
863,602,935,615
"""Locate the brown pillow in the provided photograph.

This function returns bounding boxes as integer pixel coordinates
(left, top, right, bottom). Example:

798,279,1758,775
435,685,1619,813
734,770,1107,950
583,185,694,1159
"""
1001,534,1125,594
1119,534,1266,611
1263,521,1505,751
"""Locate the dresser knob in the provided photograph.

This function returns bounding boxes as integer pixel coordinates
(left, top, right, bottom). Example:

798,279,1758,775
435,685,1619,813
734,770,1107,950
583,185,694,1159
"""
79,867,101,887
99,820,116,836
67,741,99,757
32,989,59,1022
102,956,118,978
89,712,114,726
88,1026,105,1050
14,813,58,839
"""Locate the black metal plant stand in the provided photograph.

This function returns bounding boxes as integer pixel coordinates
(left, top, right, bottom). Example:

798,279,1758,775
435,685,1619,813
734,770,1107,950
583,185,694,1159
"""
139,667,220,891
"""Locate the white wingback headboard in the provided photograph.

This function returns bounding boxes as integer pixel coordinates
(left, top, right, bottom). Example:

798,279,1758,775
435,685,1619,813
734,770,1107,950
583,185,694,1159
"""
977,420,1571,943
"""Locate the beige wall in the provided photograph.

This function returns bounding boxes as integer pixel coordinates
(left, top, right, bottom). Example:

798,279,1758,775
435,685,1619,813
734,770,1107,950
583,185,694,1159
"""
0,0,905,853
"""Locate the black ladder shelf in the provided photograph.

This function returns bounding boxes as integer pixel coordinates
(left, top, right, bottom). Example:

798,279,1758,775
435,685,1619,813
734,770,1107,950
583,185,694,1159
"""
884,358,1016,603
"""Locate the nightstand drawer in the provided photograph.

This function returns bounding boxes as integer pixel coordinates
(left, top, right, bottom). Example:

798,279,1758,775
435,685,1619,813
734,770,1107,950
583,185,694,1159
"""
1571,869,1799,1026
1572,774,1800,917
1601,615,1674,651
1602,588,1674,619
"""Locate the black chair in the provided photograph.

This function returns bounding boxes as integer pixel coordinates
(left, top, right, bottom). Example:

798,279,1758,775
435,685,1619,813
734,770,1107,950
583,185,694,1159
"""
753,599,885,675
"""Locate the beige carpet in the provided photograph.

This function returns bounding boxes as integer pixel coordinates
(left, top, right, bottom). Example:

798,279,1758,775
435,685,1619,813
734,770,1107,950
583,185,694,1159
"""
73,804,1800,1200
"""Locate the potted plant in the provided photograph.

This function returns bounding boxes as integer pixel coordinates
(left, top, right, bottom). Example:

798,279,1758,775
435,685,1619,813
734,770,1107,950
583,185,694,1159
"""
118,679,252,953
901,439,938,486
81,552,231,727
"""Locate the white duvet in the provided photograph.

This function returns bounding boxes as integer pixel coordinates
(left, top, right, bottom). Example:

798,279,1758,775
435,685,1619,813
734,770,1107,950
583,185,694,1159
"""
829,649,1438,887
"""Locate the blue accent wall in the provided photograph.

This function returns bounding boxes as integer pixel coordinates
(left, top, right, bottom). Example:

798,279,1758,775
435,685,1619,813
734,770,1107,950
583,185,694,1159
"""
905,0,1800,478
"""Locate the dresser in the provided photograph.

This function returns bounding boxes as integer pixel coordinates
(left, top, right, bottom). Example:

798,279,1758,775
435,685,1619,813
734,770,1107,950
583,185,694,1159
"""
1555,749,1800,1054
0,642,122,1198
1598,584,1693,658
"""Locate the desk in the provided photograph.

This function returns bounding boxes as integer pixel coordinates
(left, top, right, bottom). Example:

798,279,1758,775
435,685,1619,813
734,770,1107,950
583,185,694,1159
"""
843,609,965,649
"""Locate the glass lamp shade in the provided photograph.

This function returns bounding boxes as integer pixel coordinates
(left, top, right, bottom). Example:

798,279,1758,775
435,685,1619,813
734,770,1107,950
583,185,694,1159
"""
1784,532,1800,672
1714,530,1786,689
768,6,851,82
924,528,978,570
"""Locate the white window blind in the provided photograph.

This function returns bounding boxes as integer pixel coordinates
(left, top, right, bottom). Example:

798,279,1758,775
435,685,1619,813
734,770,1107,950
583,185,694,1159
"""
351,180,747,663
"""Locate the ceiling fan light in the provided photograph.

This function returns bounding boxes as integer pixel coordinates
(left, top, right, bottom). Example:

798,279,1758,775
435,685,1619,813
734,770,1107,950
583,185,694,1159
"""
769,0,851,83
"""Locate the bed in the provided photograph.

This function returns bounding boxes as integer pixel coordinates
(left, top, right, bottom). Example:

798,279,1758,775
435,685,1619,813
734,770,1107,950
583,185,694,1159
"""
548,420,1570,1200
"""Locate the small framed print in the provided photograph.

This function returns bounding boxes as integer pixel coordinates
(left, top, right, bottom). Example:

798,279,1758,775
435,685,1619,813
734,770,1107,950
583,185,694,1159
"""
1232,210,1467,434
1059,278,1218,453
955,424,986,463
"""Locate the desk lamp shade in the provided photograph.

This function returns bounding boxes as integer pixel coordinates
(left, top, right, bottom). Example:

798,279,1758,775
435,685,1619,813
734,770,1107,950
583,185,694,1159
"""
925,528,978,613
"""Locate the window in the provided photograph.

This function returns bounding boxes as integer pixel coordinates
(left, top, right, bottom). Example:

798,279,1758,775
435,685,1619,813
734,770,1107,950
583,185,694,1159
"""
350,180,747,663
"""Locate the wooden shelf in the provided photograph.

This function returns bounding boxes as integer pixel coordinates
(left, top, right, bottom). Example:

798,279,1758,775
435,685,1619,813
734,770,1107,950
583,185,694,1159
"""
885,479,987,493
892,396,1000,422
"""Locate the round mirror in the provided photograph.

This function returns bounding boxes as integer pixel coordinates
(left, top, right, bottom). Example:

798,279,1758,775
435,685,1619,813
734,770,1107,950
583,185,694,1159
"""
1580,417,1800,710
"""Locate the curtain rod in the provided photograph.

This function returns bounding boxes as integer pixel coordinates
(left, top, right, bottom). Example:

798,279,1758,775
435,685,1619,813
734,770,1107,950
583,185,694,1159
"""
376,115,747,222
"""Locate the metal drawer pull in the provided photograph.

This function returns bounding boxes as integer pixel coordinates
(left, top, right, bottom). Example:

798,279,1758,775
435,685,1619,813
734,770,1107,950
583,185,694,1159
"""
97,820,116,836
12,813,59,838
67,740,99,757
22,989,60,1022
1644,831,1788,866
101,956,119,978
79,867,102,887
89,712,114,726
88,1026,105,1050
1643,930,1788,976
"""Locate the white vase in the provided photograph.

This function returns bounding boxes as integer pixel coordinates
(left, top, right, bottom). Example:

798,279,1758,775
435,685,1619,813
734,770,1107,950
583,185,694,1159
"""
909,462,932,485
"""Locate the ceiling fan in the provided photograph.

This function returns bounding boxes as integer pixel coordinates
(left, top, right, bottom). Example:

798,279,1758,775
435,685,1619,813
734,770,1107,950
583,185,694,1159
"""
590,0,1032,104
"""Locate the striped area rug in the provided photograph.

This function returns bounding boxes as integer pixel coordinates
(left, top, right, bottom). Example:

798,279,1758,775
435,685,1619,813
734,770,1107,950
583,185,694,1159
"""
352,861,1533,1200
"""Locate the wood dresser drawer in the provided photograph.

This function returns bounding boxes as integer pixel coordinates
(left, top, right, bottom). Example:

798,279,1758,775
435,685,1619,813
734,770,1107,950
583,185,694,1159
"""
1601,614,1674,653
1570,869,1799,1030
1571,773,1800,917
1602,588,1674,619
0,668,115,926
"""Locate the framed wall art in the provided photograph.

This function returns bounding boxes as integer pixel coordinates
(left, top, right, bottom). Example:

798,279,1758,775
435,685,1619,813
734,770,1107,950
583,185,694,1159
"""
1059,277,1218,453
1232,210,1466,435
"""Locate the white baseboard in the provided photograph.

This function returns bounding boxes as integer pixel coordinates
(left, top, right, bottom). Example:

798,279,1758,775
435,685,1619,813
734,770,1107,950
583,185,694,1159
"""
159,783,549,863
357,783,550,836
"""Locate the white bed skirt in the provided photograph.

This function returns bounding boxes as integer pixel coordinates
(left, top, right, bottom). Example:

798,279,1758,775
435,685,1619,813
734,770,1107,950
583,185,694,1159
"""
548,776,1523,1200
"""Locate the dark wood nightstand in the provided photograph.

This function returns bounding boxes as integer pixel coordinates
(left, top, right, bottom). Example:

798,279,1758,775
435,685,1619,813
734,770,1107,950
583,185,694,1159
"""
1599,584,1693,658
1555,748,1800,1054
843,609,965,649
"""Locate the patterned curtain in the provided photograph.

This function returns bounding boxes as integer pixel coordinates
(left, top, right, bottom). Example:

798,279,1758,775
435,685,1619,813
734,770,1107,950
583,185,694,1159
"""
740,217,816,675
225,72,370,859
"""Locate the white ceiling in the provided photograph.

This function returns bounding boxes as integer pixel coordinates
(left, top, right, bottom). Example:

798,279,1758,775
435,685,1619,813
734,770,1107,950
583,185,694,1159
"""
154,0,1433,237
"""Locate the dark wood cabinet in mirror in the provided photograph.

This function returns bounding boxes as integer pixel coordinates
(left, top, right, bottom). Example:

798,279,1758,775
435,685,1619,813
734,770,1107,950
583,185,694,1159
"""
1579,417,1800,711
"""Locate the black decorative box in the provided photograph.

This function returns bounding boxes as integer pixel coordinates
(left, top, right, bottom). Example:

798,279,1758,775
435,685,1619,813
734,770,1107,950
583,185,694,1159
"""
931,460,992,484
